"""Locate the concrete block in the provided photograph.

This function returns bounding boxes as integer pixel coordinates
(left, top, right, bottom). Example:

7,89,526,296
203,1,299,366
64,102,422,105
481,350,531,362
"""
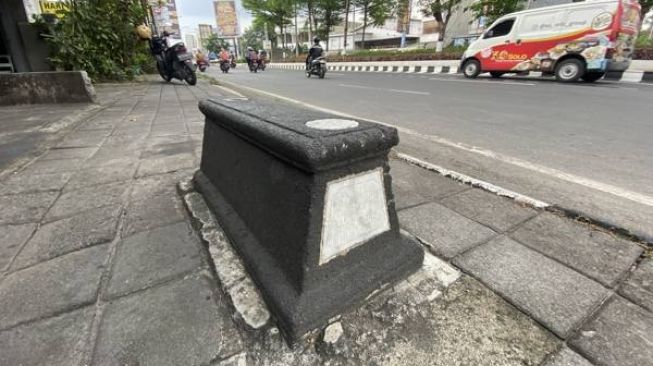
0,307,94,366
570,296,653,366
511,213,643,287
93,275,244,366
0,244,109,330
618,258,653,311
0,71,95,105
398,202,497,259
106,222,205,298
441,188,537,232
454,236,609,338
196,97,423,342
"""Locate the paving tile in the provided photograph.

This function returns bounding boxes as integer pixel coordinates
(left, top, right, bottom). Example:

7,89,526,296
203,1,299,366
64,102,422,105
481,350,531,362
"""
542,346,595,366
106,222,204,298
0,171,72,195
454,236,610,338
441,189,537,232
93,274,243,366
618,258,653,312
135,154,195,177
38,147,98,160
398,202,497,259
511,213,643,287
11,205,121,270
0,191,59,225
64,161,137,190
389,160,468,210
570,296,653,366
0,244,109,330
43,181,127,223
0,224,36,271
0,307,94,366
122,193,186,236
20,158,85,174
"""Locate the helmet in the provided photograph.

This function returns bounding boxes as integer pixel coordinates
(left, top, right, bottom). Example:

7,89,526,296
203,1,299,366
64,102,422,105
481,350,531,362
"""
313,37,320,44
135,24,152,40
162,31,170,37
247,47,253,51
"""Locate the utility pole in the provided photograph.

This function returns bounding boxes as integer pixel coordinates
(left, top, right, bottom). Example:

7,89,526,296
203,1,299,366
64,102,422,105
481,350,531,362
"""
294,0,299,56
343,0,351,54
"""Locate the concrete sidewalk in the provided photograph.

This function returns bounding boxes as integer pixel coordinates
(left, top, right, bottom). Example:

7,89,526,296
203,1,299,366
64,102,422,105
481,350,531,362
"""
0,78,650,366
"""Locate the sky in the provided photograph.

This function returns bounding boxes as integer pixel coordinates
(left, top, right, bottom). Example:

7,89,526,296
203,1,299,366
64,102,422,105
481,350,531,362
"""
176,0,253,36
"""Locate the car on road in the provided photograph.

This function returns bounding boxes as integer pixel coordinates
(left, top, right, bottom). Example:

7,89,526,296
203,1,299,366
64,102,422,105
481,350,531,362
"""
461,0,641,82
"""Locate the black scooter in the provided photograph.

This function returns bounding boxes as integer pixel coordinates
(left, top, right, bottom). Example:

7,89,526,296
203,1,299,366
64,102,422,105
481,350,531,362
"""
150,36,197,85
306,56,327,79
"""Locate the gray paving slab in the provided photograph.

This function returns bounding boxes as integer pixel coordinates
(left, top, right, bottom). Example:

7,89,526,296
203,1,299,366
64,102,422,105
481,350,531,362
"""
43,181,127,223
0,307,94,366
106,222,205,298
122,193,186,236
93,274,243,366
618,258,653,311
0,191,59,225
20,157,85,174
543,346,595,366
389,159,469,210
0,244,109,330
11,205,121,271
37,147,98,161
441,188,538,232
398,202,497,258
0,223,36,271
454,236,610,338
135,154,196,177
0,171,72,195
570,296,653,366
511,213,643,287
64,161,138,190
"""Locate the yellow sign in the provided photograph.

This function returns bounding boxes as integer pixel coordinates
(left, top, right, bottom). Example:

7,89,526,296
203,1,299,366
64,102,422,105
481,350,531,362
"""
492,50,528,61
39,0,69,18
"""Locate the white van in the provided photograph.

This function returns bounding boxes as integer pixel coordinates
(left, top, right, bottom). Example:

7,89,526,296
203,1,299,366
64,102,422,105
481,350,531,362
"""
461,0,642,82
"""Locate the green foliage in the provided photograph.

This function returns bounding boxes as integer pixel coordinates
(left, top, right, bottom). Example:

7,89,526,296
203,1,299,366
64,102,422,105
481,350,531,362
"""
636,34,653,48
203,33,230,53
37,0,151,81
239,26,265,55
467,0,523,24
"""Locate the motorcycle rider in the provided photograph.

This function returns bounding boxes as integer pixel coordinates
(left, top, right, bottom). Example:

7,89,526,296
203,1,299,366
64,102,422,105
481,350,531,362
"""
219,48,230,63
306,37,323,70
246,47,259,70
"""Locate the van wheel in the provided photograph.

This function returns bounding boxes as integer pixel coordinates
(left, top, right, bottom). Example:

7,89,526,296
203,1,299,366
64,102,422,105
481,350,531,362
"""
555,59,584,82
581,72,605,82
490,71,505,78
463,59,481,78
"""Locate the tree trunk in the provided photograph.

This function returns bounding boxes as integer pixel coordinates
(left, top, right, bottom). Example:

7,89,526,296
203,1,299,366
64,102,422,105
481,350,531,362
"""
343,0,350,52
362,3,368,49
294,0,299,56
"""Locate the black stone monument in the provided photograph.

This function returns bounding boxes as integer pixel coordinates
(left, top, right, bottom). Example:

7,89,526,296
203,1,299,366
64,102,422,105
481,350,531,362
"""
195,97,423,343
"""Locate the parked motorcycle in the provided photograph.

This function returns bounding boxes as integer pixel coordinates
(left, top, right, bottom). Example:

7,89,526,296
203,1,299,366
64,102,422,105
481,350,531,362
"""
220,60,230,73
149,35,197,85
306,56,326,79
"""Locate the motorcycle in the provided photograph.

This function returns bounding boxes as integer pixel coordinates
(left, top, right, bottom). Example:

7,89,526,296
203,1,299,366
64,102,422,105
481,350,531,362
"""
220,59,230,73
231,60,237,69
306,56,327,79
150,35,197,85
248,59,259,73
257,59,267,71
197,58,209,73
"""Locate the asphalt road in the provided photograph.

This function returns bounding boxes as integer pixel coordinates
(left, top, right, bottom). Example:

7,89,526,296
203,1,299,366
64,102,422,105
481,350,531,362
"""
206,65,653,241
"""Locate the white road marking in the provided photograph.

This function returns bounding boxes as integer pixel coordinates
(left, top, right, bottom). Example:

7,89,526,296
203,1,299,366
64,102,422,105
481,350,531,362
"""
396,153,550,208
429,77,536,86
329,73,345,76
218,81,653,208
338,83,430,95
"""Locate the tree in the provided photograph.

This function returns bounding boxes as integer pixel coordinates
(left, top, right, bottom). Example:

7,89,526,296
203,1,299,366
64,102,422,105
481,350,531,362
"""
203,33,230,53
314,0,345,50
467,0,523,25
240,26,265,54
243,0,294,48
356,0,395,49
419,0,462,42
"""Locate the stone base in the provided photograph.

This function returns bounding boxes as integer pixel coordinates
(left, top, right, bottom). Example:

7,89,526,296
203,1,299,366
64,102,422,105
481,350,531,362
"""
194,171,424,343
0,71,96,105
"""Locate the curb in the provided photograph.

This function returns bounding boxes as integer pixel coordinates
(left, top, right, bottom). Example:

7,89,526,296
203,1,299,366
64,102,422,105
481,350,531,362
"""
269,62,653,84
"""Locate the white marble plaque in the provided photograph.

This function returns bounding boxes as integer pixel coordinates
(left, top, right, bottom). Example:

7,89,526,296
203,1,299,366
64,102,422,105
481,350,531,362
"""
320,168,390,265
